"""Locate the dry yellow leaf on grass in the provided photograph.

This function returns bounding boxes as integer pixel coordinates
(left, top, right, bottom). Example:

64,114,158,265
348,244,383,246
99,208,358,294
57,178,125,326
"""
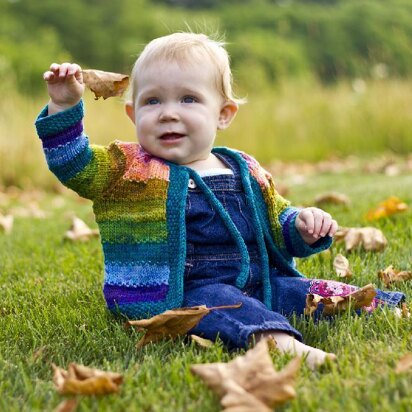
305,284,376,316
191,335,214,348
54,399,79,412
333,254,352,279
126,304,242,348
366,196,408,221
394,303,411,319
314,192,350,206
0,214,13,234
191,339,300,411
335,227,387,252
64,217,99,242
395,354,412,374
378,265,412,287
82,69,129,100
52,363,123,396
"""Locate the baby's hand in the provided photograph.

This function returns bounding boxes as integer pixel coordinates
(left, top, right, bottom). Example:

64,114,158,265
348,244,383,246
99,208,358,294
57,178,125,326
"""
43,63,85,114
295,207,338,245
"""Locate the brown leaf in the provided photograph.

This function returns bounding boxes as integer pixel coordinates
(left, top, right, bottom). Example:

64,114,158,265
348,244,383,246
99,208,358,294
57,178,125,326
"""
191,334,214,348
82,69,129,100
126,304,242,348
54,399,79,412
314,192,350,206
52,363,123,396
335,227,387,252
395,354,412,374
220,381,272,412
11,202,47,218
305,284,377,316
378,265,412,288
366,196,408,221
64,217,99,242
0,214,13,234
191,339,300,410
333,254,352,279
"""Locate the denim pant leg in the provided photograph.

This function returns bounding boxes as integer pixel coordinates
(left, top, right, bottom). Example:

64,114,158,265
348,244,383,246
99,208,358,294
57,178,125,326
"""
183,283,302,349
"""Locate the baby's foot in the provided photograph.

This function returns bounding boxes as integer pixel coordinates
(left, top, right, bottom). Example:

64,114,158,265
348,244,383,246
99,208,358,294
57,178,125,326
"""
254,331,336,369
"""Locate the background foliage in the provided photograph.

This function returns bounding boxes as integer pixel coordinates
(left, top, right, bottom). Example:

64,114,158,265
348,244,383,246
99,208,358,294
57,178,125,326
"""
3,0,412,94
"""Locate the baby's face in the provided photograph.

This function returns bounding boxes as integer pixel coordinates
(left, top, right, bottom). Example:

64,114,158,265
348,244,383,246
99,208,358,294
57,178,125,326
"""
129,60,226,166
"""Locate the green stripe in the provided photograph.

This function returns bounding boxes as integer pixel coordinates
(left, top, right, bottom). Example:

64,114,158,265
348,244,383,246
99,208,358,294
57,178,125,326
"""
94,199,166,222
99,220,167,243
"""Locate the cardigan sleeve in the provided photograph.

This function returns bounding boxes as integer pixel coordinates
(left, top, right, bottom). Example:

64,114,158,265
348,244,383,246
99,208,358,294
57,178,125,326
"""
279,206,332,257
34,99,124,200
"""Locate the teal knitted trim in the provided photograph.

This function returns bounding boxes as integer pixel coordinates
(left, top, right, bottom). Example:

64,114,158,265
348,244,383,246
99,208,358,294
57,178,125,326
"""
164,165,189,309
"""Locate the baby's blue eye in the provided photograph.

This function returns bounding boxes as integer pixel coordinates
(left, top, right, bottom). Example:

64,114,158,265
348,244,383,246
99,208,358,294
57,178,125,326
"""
146,98,160,105
182,96,197,104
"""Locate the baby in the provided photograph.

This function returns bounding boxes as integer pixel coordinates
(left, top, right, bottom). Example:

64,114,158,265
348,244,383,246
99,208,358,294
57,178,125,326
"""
35,32,404,369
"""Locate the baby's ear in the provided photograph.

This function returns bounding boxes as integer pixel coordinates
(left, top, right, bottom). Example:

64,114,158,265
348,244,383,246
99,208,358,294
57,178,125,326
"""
125,102,135,124
218,100,238,130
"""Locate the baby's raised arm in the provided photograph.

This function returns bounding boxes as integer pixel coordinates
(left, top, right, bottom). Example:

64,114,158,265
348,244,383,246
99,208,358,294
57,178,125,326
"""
43,63,84,115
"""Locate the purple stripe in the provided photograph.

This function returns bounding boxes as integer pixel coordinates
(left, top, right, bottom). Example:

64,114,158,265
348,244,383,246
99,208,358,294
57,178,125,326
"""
41,121,84,149
103,283,169,305
282,211,298,255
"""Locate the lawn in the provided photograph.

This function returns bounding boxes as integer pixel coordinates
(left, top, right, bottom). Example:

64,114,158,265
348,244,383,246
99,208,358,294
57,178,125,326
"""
1,169,412,411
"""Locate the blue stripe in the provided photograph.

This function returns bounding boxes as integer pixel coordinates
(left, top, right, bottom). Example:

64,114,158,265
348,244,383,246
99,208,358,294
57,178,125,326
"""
44,134,89,168
49,144,93,183
35,100,84,138
104,262,170,287
102,242,168,265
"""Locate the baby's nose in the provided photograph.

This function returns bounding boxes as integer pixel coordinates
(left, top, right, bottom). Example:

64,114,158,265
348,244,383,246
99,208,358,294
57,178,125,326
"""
159,104,179,122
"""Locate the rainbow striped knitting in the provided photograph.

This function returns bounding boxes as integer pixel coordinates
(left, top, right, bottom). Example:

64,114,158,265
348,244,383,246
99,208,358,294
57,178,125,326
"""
35,100,331,318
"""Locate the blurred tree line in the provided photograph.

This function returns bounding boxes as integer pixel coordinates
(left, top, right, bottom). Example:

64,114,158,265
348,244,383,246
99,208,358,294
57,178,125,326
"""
2,0,412,94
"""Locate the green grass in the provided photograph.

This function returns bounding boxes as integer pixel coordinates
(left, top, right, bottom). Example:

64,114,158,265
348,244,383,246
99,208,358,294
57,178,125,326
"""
1,171,412,411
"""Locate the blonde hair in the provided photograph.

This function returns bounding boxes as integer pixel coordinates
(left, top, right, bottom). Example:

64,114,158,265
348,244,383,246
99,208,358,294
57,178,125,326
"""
128,32,244,105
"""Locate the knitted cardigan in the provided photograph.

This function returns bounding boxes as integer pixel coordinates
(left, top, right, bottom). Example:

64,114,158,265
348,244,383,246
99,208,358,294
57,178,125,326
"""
35,100,331,318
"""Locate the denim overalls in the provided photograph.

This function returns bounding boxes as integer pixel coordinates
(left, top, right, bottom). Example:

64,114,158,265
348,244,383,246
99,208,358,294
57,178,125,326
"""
182,154,404,349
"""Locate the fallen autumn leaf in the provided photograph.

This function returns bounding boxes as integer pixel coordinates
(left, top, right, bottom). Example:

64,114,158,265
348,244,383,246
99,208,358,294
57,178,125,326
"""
64,216,99,242
378,265,412,287
126,304,242,348
305,284,377,315
52,363,123,396
395,354,412,374
335,227,387,252
366,196,408,221
333,253,352,279
191,339,300,411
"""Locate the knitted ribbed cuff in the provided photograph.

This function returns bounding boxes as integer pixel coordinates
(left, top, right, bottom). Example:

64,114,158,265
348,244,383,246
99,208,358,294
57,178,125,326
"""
280,207,332,257
35,99,84,139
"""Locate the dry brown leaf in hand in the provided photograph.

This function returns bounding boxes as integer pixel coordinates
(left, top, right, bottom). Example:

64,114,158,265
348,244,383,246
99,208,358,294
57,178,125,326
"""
366,196,408,221
0,214,13,234
335,227,387,252
395,354,412,374
191,339,300,410
314,192,350,206
191,335,214,348
333,254,352,279
82,69,129,100
126,304,241,348
52,363,123,396
378,265,412,287
64,217,99,242
305,284,377,316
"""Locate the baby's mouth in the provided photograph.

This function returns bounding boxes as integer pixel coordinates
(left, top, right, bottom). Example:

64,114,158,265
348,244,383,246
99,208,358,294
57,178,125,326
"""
159,133,185,142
